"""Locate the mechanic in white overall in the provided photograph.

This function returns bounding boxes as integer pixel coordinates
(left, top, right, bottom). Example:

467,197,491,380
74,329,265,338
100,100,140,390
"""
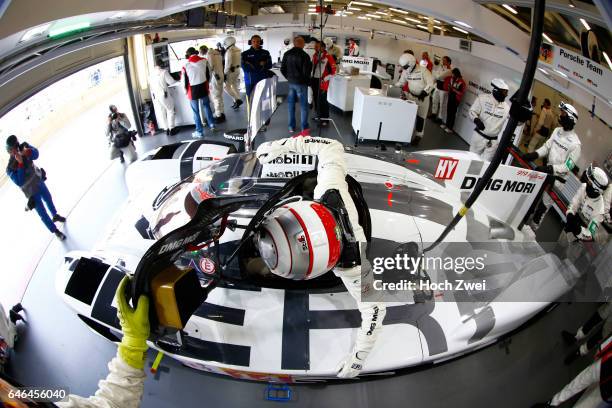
563,164,608,241
256,136,386,378
521,102,582,227
223,36,243,110
0,278,149,407
207,47,226,123
468,78,511,161
149,57,179,136
396,53,435,144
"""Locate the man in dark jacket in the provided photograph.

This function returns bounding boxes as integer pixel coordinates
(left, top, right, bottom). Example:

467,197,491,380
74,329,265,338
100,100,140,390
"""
5,135,66,240
281,36,312,133
241,35,272,99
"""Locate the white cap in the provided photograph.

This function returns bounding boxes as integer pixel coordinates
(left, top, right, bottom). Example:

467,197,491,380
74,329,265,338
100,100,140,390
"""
323,37,334,48
586,165,609,192
491,78,509,90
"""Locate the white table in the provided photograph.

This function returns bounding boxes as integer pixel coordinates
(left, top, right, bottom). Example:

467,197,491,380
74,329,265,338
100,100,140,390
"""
352,87,418,144
327,74,371,112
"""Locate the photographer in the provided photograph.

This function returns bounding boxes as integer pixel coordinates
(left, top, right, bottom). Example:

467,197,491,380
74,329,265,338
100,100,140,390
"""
107,107,137,164
5,135,66,240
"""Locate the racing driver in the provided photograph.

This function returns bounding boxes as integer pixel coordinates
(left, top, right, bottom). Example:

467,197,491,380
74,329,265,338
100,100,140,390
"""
256,136,386,378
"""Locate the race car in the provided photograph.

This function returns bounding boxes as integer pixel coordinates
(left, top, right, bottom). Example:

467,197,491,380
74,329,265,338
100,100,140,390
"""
56,141,602,383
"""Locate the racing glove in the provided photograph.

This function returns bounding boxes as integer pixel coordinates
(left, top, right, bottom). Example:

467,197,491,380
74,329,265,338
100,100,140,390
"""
116,276,150,370
417,90,428,101
256,140,289,163
534,165,553,175
473,117,485,131
520,151,539,161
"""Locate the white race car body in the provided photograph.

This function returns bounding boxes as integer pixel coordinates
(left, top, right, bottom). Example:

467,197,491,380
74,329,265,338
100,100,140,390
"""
57,142,595,382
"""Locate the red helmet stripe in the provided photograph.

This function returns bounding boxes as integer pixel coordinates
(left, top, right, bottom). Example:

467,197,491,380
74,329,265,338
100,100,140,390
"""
310,203,341,269
287,207,314,278
275,218,292,277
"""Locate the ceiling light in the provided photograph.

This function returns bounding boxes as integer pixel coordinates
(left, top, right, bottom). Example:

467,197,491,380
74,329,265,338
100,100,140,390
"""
405,17,421,23
554,69,568,78
603,52,612,70
376,11,389,15
580,18,590,30
502,4,518,14
343,11,354,14
348,7,361,10
453,26,468,34
389,8,408,14
417,24,429,30
351,1,373,5
392,18,407,24
542,33,553,43
357,15,370,19
433,19,441,23
324,0,333,2
568,0,576,7
454,20,472,28
21,23,52,42
538,67,549,75
366,13,381,18
434,25,443,30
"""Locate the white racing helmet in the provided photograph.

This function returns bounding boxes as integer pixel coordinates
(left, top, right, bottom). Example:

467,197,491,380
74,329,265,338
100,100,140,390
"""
323,37,334,48
559,101,579,122
223,36,236,48
399,53,416,70
491,78,509,91
256,200,343,280
585,164,609,195
491,78,509,102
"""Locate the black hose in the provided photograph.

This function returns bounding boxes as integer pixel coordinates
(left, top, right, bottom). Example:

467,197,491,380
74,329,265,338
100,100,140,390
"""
424,0,546,252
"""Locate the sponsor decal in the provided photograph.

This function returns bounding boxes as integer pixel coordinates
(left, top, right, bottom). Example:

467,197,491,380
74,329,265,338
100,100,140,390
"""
158,232,200,254
460,176,536,194
434,157,459,180
271,154,314,165
296,233,308,252
199,257,216,275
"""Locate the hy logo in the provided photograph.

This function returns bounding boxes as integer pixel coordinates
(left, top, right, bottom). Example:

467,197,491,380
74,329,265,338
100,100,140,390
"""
434,157,459,180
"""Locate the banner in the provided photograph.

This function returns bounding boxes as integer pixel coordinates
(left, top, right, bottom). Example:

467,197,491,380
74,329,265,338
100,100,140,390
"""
429,155,546,227
539,43,612,101
340,56,374,73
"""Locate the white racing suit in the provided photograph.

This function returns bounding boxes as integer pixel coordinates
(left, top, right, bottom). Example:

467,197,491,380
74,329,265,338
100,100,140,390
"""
535,127,582,189
256,136,386,378
531,127,582,225
57,354,146,408
224,44,242,103
207,49,225,119
565,183,606,241
396,66,435,139
468,93,510,161
149,66,178,131
431,65,451,120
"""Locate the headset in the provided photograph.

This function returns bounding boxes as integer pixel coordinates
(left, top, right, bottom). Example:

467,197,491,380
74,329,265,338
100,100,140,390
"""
248,35,264,46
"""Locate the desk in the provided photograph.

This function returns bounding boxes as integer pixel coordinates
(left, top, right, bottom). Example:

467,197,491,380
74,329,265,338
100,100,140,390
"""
352,87,418,144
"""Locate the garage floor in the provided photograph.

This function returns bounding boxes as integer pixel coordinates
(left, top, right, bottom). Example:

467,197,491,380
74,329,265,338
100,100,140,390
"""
4,91,605,408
